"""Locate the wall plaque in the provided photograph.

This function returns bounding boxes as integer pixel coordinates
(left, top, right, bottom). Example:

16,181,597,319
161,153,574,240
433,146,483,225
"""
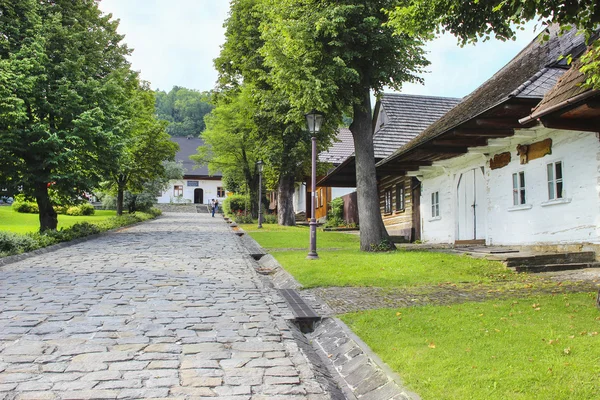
490,152,511,170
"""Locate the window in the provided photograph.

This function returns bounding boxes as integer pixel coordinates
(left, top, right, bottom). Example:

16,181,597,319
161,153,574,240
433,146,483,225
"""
431,191,439,218
217,187,225,197
547,161,563,200
512,171,526,205
384,188,392,214
395,184,405,212
174,185,183,197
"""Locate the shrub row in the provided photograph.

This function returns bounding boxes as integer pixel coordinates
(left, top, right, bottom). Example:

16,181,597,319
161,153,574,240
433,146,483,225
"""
0,208,162,258
12,201,95,216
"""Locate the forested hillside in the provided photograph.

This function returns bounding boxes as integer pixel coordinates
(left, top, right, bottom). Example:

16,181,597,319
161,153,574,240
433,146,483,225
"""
155,86,213,137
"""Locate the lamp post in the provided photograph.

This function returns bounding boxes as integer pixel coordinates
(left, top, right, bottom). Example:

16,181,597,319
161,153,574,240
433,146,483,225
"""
305,110,324,260
256,160,264,229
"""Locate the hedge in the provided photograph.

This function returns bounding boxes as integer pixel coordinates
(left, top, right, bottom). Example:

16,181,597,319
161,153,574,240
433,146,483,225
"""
0,208,162,258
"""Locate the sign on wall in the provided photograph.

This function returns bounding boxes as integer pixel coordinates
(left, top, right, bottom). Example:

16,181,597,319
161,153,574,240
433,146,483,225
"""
187,181,199,187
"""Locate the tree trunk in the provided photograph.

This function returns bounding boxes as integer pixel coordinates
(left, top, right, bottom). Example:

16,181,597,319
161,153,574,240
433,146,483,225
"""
34,182,58,232
277,173,296,226
350,88,394,251
116,184,125,216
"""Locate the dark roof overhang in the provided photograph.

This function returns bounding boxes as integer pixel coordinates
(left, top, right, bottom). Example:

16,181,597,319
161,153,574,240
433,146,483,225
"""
317,157,357,188
376,97,539,173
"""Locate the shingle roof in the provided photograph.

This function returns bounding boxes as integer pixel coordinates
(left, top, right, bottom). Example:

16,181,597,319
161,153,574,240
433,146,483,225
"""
378,24,587,166
170,137,221,177
373,94,461,159
319,128,355,165
526,54,600,120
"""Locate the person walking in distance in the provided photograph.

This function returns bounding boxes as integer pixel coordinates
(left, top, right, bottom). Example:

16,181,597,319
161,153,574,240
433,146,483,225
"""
211,199,218,217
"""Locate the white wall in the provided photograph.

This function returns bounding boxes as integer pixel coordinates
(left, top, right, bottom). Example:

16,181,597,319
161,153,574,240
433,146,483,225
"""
419,128,600,245
294,183,306,213
157,179,225,204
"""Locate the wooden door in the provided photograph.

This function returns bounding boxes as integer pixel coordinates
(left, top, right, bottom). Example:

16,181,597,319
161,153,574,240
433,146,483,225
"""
411,178,421,242
456,168,485,241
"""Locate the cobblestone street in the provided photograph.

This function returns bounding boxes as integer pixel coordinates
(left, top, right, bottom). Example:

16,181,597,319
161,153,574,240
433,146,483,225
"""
0,214,331,399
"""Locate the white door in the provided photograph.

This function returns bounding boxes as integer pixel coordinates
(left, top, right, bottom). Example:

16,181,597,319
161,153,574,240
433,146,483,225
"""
457,168,486,241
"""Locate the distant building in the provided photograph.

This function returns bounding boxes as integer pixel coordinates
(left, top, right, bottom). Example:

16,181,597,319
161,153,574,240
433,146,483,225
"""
156,137,224,205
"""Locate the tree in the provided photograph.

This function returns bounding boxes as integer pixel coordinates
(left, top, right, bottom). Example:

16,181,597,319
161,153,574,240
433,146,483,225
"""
209,0,339,226
191,86,264,218
155,86,213,137
386,0,600,88
0,0,132,231
106,80,178,216
260,0,429,249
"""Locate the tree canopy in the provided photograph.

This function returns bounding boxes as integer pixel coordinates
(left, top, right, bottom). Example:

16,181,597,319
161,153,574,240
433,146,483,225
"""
260,0,429,248
155,86,213,137
386,0,600,89
0,0,132,231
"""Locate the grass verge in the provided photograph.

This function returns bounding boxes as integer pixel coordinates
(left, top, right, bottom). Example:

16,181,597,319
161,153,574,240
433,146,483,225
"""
0,206,117,234
0,208,161,258
341,293,600,400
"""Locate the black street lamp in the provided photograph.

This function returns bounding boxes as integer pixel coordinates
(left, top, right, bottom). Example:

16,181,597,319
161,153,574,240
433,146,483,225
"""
256,160,264,229
305,110,323,260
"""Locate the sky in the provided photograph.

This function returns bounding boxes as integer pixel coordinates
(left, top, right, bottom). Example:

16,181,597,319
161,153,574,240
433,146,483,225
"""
98,0,540,99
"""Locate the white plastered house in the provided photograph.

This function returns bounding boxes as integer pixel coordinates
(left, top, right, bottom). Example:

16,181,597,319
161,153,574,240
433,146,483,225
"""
376,26,600,252
156,137,225,205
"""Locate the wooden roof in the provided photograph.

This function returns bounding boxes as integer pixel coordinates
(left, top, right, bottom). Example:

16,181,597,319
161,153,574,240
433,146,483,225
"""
377,25,587,174
317,94,459,187
170,136,221,178
318,128,355,165
520,43,600,132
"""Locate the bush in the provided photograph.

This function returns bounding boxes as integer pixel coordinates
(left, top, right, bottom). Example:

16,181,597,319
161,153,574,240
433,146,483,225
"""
0,231,39,254
233,211,254,224
328,197,344,220
65,203,95,216
223,194,249,216
12,200,39,214
0,211,161,258
324,216,345,228
262,214,277,224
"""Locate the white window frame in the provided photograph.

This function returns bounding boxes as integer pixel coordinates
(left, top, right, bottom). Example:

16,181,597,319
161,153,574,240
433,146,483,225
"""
384,188,392,214
547,161,564,200
395,184,405,212
431,191,440,218
512,171,526,206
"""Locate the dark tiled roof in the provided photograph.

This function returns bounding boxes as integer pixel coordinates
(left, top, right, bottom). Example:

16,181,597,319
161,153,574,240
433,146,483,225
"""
319,128,355,165
528,54,600,120
373,94,461,159
170,137,221,177
379,25,587,166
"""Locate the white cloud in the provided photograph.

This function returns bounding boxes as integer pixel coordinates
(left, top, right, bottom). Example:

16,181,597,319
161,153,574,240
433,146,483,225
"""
98,0,230,92
400,22,541,98
98,2,541,99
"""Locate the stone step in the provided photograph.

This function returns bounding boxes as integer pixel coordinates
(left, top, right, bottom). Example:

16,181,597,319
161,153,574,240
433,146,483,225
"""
504,251,596,267
196,205,210,213
514,262,600,273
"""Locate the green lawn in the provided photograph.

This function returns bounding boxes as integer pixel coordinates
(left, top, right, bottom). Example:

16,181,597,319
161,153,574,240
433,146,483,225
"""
272,249,511,288
341,293,600,400
239,223,360,251
0,206,117,234
240,223,513,288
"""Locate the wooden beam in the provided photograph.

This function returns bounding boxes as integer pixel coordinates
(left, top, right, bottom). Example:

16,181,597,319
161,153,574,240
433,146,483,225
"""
433,138,488,147
452,128,514,138
421,145,469,154
474,118,522,129
540,117,600,133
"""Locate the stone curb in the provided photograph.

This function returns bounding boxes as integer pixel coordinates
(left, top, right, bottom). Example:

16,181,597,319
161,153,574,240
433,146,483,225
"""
237,227,419,400
0,215,161,268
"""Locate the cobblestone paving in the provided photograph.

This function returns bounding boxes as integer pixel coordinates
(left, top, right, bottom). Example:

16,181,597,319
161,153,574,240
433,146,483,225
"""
305,280,599,315
0,213,331,399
